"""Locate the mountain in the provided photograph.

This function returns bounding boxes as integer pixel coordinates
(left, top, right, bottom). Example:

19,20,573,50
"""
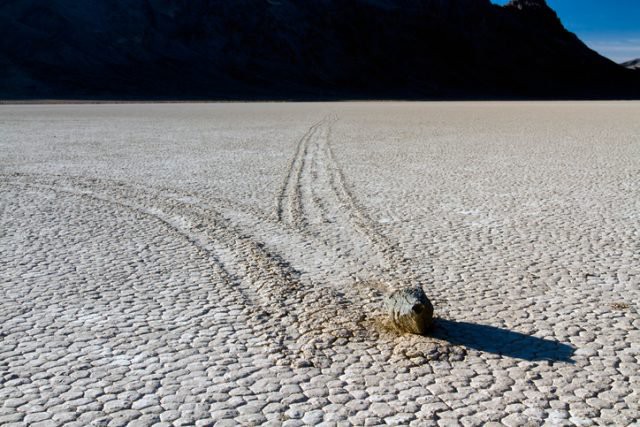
1,0,638,100
621,59,640,70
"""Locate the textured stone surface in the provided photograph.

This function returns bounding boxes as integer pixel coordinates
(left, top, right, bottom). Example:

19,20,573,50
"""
1,102,639,426
384,287,434,334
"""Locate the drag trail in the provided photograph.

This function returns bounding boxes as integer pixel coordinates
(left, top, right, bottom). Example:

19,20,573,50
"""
275,114,419,285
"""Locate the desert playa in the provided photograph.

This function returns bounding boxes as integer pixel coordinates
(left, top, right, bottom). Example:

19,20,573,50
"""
1,102,639,426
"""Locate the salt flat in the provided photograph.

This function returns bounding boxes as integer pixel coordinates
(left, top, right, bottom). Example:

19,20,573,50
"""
1,102,639,426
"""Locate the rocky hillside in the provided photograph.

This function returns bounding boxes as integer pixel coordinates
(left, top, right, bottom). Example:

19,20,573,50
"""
621,59,640,70
1,0,638,99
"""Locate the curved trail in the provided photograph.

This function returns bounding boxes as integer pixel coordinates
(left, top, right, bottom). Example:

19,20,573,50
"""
3,174,376,364
3,170,458,353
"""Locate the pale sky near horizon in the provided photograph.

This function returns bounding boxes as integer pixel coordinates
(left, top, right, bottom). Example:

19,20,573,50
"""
492,0,640,63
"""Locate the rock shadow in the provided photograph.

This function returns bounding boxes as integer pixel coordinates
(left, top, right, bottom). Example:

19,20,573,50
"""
432,319,575,363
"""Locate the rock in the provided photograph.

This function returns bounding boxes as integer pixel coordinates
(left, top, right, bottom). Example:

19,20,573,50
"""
384,287,434,335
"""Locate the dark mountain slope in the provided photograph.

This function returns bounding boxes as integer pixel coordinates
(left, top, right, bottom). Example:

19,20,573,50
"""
0,0,638,100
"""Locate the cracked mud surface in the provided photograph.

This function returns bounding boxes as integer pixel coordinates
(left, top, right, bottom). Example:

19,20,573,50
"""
1,102,639,426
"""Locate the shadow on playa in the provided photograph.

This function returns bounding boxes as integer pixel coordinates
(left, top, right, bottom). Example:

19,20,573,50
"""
432,319,575,363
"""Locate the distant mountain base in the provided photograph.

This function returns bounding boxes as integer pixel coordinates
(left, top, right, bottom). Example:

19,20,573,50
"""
1,0,639,100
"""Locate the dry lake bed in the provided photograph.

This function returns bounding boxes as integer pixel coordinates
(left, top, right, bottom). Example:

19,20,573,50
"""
1,102,639,426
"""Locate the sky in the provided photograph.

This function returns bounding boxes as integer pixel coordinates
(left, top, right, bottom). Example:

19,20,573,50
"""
492,0,640,63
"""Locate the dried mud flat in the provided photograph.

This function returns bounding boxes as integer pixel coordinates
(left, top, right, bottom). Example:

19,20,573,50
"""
1,102,639,426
